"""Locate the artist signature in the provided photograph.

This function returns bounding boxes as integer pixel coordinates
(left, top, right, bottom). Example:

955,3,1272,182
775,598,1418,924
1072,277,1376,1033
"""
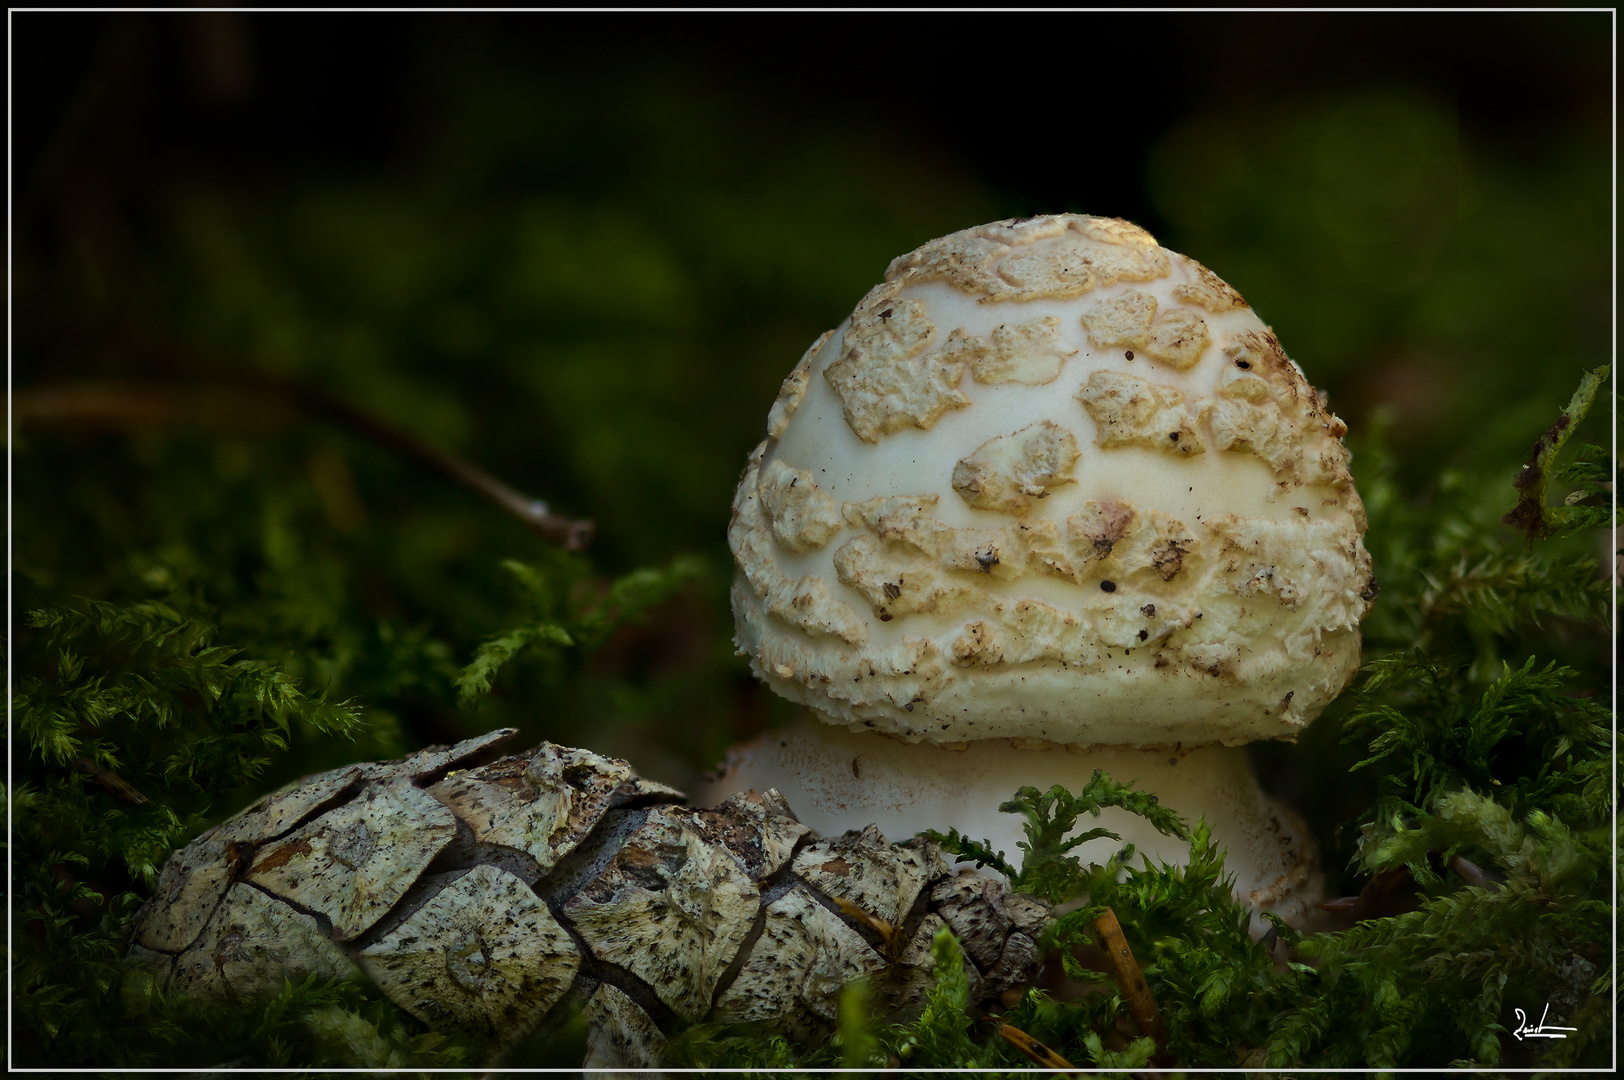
1511,1003,1578,1041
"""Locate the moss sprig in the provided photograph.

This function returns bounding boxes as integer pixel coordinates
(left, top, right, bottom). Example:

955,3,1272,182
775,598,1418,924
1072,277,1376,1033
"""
453,551,705,705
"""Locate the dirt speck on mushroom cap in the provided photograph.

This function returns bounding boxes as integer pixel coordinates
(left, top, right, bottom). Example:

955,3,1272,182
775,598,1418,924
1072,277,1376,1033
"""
729,214,1375,748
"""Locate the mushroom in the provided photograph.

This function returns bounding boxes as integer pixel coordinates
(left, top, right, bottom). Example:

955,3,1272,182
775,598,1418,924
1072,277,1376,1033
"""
710,215,1376,930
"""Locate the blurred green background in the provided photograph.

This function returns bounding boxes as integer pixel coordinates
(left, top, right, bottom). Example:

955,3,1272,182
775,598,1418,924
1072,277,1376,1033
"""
12,12,1612,884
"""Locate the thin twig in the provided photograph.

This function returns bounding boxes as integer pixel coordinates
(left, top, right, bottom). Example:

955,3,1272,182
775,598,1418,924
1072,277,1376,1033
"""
998,1022,1074,1072
1092,907,1166,1052
13,380,595,551
72,756,150,806
264,377,595,551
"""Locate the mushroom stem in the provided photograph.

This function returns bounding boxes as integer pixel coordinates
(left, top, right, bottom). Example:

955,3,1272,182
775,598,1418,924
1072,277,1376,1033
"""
704,712,1323,932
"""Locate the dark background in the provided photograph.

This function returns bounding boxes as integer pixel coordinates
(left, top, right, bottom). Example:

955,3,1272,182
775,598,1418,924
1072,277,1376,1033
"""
12,10,1614,876
15,14,1610,229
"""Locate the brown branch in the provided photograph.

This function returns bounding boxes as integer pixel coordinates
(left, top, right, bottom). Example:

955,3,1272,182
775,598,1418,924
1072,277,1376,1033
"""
11,382,287,430
1092,907,1166,1053
13,379,594,551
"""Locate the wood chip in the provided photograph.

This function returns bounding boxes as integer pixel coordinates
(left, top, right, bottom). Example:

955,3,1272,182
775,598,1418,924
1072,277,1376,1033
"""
136,835,235,953
358,864,579,1040
170,883,355,1000
390,727,521,779
693,789,810,880
931,870,1018,970
427,742,683,873
248,778,456,940
289,728,520,793
888,913,957,1018
792,826,943,927
581,982,668,1072
219,767,364,846
564,806,758,1023
712,885,886,1037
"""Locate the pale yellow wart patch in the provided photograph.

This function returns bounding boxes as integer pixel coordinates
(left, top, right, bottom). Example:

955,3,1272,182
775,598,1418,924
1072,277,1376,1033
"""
1063,500,1137,577
1208,330,1355,489
758,458,843,553
1079,289,1210,370
1203,513,1371,639
1143,306,1210,369
890,215,1169,301
1173,256,1249,313
1079,289,1155,349
942,317,1074,385
1104,508,1203,588
768,330,833,439
950,598,1080,668
833,532,985,619
843,495,1072,582
1077,370,1205,453
951,421,1081,514
730,442,867,644
824,290,966,442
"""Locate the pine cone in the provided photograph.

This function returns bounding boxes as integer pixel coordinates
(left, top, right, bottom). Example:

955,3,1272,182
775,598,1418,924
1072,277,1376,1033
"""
125,729,1050,1067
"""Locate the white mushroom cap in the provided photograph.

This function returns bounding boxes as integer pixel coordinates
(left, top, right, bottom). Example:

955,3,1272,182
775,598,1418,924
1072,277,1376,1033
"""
729,214,1375,750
